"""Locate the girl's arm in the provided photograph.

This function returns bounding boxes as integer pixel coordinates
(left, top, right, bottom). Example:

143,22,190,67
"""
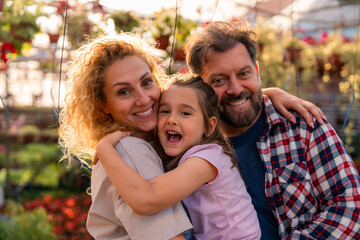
263,87,326,127
96,132,217,215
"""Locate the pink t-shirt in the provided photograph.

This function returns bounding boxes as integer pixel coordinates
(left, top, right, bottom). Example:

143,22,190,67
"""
179,144,261,240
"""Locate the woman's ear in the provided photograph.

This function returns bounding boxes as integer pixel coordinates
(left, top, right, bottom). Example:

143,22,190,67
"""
101,103,110,115
206,116,217,136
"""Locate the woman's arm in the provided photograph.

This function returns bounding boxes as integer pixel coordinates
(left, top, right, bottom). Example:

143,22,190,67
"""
96,132,217,215
263,87,326,127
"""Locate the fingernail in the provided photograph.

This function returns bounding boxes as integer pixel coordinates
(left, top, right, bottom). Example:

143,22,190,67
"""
290,117,296,124
322,115,327,121
310,123,314,128
318,119,324,124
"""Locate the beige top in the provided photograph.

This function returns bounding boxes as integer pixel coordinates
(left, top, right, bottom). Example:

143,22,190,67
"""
86,136,193,240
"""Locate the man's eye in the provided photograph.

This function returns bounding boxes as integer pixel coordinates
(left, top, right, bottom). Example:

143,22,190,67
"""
238,71,251,78
211,78,225,87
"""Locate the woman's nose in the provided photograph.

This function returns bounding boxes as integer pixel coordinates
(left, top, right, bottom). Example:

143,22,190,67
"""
135,90,151,105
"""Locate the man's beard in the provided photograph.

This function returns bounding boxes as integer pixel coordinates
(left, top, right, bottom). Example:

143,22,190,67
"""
219,89,262,128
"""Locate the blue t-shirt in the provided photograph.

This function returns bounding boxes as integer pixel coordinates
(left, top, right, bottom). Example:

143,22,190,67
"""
229,110,280,240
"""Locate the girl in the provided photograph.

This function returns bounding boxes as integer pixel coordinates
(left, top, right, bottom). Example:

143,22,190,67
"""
96,74,261,239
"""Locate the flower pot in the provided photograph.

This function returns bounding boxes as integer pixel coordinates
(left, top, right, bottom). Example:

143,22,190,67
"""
48,33,60,44
155,35,170,50
173,48,186,61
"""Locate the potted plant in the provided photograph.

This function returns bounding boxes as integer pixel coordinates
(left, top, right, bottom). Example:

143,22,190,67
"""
151,7,176,50
0,0,42,55
19,125,40,144
37,15,63,44
66,11,103,49
109,10,141,33
172,15,197,61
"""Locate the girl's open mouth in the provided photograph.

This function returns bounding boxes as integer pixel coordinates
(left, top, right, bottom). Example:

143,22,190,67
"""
167,130,182,143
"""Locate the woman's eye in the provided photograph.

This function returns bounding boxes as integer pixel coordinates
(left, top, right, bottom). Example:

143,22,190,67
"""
143,78,153,87
118,89,130,96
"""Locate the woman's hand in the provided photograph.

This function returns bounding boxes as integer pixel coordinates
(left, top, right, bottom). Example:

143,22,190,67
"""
93,131,130,165
263,87,326,128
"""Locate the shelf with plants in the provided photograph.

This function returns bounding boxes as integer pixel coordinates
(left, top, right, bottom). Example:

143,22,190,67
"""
0,0,43,64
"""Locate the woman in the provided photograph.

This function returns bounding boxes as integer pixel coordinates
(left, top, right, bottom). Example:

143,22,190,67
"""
58,33,324,239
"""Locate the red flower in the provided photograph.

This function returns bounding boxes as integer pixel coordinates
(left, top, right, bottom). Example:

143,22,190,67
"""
320,31,328,44
65,198,76,207
57,0,72,15
301,36,317,46
63,207,75,219
54,225,62,234
65,221,77,231
43,193,53,204
1,42,17,63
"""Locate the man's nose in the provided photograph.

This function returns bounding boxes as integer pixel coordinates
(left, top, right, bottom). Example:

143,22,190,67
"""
226,77,243,96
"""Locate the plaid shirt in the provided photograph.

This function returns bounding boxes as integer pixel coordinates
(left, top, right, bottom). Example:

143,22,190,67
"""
259,96,360,240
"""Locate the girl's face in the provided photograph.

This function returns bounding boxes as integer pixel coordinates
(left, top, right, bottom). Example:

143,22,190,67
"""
157,85,206,157
102,55,161,137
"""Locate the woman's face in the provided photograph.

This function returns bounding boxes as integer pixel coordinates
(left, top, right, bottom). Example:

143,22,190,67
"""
102,55,161,134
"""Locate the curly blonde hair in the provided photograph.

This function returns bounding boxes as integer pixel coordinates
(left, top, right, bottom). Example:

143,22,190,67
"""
58,33,165,164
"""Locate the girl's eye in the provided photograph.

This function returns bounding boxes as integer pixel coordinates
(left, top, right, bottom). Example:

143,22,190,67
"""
118,89,131,96
181,111,191,116
159,109,169,114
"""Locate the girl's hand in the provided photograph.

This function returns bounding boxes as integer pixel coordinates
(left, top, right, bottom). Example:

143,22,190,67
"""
263,87,326,128
93,131,130,165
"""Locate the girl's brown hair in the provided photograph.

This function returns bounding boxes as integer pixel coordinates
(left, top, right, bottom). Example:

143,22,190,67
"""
159,74,238,171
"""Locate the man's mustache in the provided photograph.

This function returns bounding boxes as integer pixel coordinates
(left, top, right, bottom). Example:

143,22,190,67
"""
220,92,253,105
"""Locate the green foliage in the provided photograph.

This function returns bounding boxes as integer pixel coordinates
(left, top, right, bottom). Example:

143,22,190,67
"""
150,7,198,48
151,7,175,38
0,143,65,187
110,10,141,33
15,143,60,166
0,200,56,240
0,0,43,53
66,12,103,49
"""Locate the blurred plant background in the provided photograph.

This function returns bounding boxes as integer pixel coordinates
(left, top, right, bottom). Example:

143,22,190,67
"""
0,0,359,239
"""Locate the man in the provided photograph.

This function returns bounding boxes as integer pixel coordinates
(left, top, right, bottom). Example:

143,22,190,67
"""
185,21,360,240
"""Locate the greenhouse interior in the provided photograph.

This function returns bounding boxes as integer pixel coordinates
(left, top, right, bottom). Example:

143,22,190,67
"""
0,0,359,239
